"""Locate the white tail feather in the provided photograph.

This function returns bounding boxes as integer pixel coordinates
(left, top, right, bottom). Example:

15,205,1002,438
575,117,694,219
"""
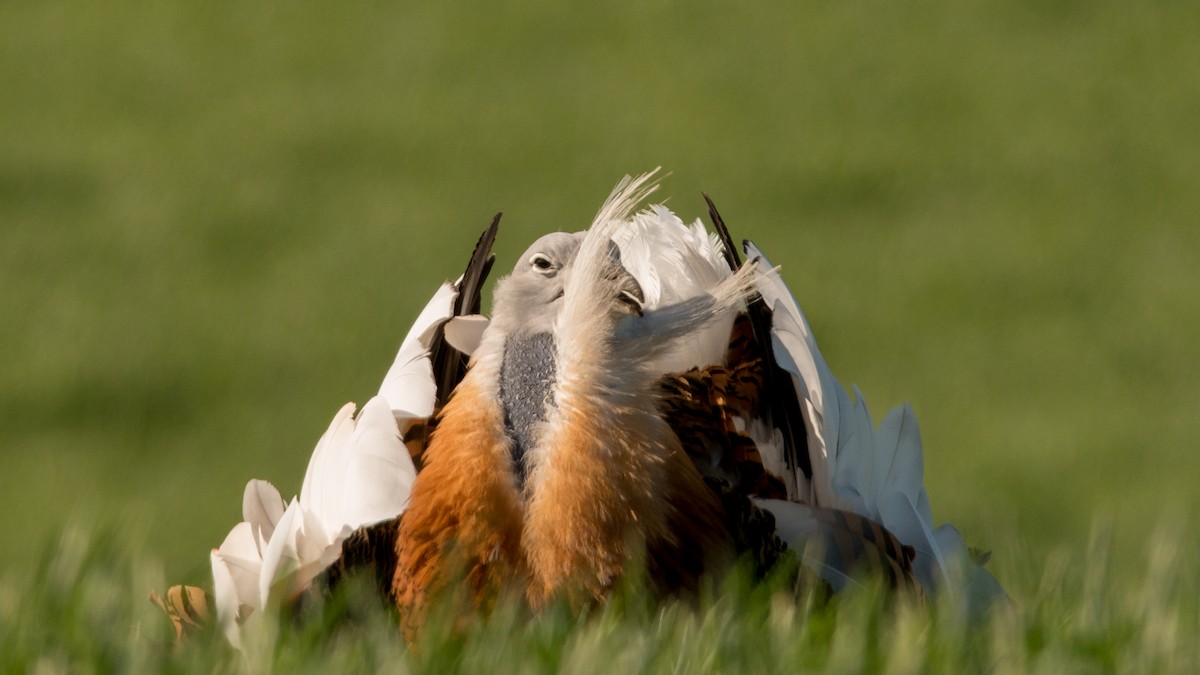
341,395,417,527
612,204,735,372
745,240,1003,608
212,395,417,648
378,280,467,425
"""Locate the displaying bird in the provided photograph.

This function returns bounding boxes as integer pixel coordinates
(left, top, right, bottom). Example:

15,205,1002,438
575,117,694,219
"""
391,176,758,628
389,171,1004,633
191,170,1004,646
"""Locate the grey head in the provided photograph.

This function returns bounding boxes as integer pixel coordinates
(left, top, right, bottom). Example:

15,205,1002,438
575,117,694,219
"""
490,231,587,338
491,230,645,339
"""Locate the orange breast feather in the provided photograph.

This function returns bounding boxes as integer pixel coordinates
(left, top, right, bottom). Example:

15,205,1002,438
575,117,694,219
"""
391,375,526,633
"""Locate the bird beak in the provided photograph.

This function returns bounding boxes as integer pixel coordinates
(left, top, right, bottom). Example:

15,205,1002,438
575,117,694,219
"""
612,266,644,317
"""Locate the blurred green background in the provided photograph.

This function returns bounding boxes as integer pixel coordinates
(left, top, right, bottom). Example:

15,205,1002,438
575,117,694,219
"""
1,0,1196,586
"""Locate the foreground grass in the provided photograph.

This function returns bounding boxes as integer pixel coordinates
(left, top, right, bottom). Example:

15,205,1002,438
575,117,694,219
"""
2,525,1195,673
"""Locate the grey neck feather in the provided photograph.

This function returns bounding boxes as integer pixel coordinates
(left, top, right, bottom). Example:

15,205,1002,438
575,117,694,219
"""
498,332,557,490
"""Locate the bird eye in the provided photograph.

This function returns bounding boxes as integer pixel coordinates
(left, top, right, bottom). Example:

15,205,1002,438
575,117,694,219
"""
530,254,554,271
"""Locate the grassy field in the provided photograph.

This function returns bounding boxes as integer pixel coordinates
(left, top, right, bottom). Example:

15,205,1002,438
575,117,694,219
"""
2,0,1198,669
2,526,1196,672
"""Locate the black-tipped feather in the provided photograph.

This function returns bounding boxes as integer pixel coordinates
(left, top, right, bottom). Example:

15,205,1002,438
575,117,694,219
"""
454,213,501,317
701,195,812,480
428,214,500,408
703,192,742,271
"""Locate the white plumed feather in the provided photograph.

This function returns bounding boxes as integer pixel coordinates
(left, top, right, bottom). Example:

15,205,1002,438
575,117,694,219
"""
443,314,489,354
744,240,1002,607
378,279,488,427
299,402,357,536
612,203,736,373
210,546,246,647
211,394,417,647
341,395,418,527
211,522,261,611
242,479,286,549
744,243,839,504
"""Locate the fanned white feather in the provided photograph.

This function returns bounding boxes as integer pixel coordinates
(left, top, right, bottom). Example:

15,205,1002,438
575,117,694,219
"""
378,282,455,421
299,402,356,537
444,314,489,354
210,521,261,647
569,171,756,380
612,203,735,373
744,243,839,505
210,545,245,647
242,479,286,549
933,524,1008,616
744,241,1003,609
341,396,418,527
210,394,416,648
378,278,488,435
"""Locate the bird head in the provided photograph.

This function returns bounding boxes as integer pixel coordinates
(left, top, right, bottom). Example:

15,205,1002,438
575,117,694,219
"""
491,231,643,337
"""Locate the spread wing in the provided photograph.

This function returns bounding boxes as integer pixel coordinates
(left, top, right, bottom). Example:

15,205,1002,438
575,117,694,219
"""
193,179,1005,648
705,196,812,486
655,351,919,593
655,195,1002,609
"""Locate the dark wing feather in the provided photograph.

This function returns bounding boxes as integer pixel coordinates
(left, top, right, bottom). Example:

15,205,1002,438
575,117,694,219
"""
701,195,812,479
454,213,500,316
703,192,742,270
658,363,919,593
429,213,500,410
808,506,920,594
403,215,500,466
319,516,403,602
